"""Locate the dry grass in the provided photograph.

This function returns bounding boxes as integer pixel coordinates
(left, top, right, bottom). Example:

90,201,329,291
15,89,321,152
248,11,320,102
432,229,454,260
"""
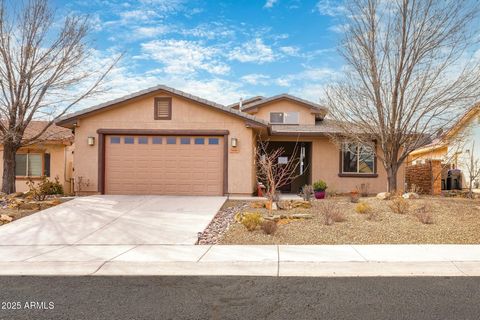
219,197,480,244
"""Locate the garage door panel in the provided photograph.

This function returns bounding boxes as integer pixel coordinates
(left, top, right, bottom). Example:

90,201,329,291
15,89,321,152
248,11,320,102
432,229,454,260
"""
105,135,224,195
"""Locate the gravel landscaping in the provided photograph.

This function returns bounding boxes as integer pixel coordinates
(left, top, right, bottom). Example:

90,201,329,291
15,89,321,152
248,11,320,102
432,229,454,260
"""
197,200,249,245
216,196,480,244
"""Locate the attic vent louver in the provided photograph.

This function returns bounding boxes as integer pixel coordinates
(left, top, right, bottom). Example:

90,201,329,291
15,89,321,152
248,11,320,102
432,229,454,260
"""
154,97,172,120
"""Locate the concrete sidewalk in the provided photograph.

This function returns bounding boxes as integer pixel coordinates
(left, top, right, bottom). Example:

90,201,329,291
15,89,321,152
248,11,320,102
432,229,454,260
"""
0,244,480,276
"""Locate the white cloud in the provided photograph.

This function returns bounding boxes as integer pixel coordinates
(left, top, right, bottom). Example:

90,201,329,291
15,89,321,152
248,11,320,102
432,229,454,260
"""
264,0,278,9
180,23,235,39
132,26,169,38
315,0,346,16
279,46,300,56
293,83,327,104
328,23,349,33
228,38,276,64
141,39,230,75
118,10,159,21
276,67,338,87
241,74,271,85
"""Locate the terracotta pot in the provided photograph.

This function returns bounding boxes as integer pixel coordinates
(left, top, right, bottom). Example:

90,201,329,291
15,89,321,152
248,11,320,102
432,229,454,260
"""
314,191,326,199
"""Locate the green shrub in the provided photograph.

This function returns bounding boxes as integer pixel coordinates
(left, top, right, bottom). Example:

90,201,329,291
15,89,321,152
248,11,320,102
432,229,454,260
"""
26,176,64,201
313,180,328,191
240,212,263,231
261,220,278,235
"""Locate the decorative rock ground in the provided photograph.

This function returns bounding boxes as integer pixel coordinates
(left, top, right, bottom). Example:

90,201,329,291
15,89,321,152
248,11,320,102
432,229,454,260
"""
196,202,249,245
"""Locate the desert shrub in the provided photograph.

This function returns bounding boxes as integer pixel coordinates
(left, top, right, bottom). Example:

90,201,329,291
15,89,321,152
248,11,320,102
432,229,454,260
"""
358,183,370,197
300,185,314,201
408,184,423,194
240,212,263,231
26,176,64,201
319,201,346,225
261,220,278,235
416,206,434,224
355,202,372,214
388,196,409,214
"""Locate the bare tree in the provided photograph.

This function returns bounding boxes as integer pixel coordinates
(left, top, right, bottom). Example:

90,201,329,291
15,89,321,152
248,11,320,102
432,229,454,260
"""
463,142,480,198
256,140,301,212
326,0,480,192
0,0,120,193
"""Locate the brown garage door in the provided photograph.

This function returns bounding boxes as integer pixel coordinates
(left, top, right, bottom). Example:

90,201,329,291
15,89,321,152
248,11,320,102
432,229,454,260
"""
105,135,224,195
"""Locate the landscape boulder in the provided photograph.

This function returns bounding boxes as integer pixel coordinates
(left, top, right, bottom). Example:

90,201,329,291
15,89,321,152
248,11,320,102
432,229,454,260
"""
376,192,391,200
0,214,13,223
8,192,24,198
402,192,420,199
277,200,312,210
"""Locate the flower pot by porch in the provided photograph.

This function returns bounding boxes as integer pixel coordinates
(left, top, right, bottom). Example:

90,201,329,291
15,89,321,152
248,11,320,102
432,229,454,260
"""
314,191,326,199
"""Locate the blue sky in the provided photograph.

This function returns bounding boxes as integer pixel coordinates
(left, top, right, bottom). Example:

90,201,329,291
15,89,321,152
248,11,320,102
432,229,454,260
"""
54,0,346,105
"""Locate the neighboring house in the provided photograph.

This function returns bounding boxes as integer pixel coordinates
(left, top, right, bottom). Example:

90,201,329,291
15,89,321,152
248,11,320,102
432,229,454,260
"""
56,85,404,196
0,121,74,193
408,103,480,191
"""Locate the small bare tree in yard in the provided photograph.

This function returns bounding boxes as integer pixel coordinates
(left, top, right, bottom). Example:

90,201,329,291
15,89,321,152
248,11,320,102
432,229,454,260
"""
0,0,119,193
326,0,480,193
256,140,301,213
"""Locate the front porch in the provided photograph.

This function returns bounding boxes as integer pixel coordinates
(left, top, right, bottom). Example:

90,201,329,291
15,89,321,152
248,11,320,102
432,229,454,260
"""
259,140,312,195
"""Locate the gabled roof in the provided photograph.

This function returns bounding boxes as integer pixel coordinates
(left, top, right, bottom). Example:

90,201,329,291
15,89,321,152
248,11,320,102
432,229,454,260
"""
444,102,480,139
228,96,264,110
56,85,268,127
240,93,327,115
1,121,73,144
269,119,359,136
409,102,480,156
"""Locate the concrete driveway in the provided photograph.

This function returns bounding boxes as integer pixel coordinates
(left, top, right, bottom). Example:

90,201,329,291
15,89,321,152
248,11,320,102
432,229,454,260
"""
0,195,226,245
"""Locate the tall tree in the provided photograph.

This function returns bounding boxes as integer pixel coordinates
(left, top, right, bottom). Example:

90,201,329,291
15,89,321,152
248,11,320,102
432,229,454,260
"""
326,0,480,192
0,0,119,193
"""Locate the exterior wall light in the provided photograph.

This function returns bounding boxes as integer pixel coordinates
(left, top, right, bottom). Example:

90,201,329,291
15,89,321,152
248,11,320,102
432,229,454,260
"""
87,136,95,146
231,137,238,148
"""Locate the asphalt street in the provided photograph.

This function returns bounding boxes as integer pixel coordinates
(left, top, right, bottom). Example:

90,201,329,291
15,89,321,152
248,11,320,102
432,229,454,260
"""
0,276,479,320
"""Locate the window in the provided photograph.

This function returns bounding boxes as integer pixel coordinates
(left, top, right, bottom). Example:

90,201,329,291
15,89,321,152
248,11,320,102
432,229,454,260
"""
124,136,134,144
167,137,176,144
180,137,190,144
269,112,299,124
194,138,205,145
138,137,148,144
110,136,120,144
154,97,172,120
15,153,43,177
270,112,284,124
208,138,219,145
152,137,162,144
341,143,375,174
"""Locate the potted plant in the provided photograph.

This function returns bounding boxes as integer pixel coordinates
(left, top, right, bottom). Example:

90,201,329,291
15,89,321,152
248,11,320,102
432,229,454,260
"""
349,190,360,203
313,180,328,199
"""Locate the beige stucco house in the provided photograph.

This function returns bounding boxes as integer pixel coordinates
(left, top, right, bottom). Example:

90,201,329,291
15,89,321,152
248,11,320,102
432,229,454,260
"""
56,85,404,196
0,121,74,193
408,103,480,191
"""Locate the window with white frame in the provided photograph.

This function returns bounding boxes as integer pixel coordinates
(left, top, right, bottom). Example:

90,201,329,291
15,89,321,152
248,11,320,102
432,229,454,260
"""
269,112,299,124
341,143,375,174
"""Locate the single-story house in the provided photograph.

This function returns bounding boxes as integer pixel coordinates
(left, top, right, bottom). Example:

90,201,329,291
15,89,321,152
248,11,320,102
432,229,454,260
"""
56,85,404,196
0,121,74,193
408,103,480,191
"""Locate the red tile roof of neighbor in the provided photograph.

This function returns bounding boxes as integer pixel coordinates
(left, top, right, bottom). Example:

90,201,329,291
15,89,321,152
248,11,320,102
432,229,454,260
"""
21,121,73,143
